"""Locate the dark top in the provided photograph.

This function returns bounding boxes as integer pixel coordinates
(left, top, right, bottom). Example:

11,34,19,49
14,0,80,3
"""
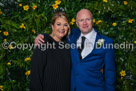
30,36,72,91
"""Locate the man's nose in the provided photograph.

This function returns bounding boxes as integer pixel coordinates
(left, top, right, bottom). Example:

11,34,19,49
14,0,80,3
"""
83,20,87,24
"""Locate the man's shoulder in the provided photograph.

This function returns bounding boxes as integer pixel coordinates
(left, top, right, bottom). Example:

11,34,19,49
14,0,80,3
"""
94,28,113,42
99,33,113,43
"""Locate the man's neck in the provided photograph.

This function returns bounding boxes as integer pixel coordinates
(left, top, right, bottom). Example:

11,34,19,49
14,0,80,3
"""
81,28,93,36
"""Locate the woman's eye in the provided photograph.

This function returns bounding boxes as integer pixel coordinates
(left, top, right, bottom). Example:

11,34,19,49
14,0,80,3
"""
57,24,61,26
64,24,68,27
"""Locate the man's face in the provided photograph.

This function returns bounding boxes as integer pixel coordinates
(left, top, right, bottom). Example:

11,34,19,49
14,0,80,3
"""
76,10,93,35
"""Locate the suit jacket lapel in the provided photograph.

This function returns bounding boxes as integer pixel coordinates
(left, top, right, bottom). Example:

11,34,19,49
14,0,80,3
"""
82,29,102,61
70,28,102,62
70,29,81,63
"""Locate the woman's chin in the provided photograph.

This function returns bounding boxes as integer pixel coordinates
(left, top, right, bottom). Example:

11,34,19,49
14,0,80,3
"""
58,34,66,38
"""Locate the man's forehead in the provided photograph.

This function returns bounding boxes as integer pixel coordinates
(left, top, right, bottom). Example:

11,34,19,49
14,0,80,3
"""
76,10,92,19
77,13,92,19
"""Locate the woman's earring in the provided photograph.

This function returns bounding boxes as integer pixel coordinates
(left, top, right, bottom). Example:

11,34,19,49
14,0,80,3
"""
52,34,55,37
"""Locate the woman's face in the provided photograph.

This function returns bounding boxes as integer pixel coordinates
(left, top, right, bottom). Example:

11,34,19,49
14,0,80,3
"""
51,17,69,40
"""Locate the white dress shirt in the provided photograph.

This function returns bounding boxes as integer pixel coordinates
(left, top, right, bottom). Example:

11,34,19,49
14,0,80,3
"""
77,28,97,59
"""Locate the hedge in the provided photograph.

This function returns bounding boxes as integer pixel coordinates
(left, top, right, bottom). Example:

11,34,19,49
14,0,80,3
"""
0,0,136,91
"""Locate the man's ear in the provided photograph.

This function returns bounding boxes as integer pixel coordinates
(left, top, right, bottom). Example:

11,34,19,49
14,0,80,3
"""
91,19,94,26
76,21,78,27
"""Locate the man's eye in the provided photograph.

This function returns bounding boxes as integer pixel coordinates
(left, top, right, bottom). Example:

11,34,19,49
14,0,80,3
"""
87,18,90,21
79,20,83,22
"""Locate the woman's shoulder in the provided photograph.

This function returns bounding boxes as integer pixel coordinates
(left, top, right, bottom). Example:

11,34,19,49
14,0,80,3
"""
44,35,53,43
35,36,52,52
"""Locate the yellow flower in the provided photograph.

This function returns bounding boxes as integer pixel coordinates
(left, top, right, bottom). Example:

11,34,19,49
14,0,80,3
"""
96,20,102,24
25,57,31,62
98,20,102,23
0,85,3,91
72,18,76,22
93,19,95,23
9,45,14,50
55,0,61,5
128,19,134,23
124,1,128,5
7,62,11,65
121,77,123,80
112,22,117,27
120,70,126,77
19,4,22,7
52,4,59,10
20,23,26,29
0,30,2,33
70,22,74,25
103,0,108,3
0,10,3,15
32,5,37,10
134,41,136,44
3,39,7,42
25,70,31,75
3,31,9,36
32,30,36,34
23,5,29,11
0,86,3,91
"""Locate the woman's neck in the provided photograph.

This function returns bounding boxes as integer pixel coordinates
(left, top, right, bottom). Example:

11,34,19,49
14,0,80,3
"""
50,34,62,42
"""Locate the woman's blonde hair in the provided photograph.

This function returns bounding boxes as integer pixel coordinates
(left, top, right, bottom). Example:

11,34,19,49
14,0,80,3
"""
51,11,71,37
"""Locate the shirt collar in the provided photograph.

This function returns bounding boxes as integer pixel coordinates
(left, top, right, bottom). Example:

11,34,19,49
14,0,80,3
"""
80,28,96,40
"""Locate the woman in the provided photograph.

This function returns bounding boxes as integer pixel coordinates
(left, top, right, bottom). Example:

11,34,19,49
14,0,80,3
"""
30,11,71,91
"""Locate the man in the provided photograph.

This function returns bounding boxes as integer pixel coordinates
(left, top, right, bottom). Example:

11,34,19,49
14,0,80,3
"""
35,9,116,91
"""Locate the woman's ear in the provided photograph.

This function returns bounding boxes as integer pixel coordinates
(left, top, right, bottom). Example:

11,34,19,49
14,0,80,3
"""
67,25,71,36
51,24,54,30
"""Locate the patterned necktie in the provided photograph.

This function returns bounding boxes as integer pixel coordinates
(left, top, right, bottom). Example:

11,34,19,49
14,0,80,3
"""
78,36,86,60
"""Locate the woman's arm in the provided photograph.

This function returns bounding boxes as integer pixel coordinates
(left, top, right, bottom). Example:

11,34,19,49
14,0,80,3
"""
30,47,45,91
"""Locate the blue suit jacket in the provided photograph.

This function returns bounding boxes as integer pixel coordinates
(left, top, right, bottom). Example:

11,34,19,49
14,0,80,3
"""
68,28,116,91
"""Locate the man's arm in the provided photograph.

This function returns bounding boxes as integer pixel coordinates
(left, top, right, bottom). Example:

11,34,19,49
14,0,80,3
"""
34,34,47,46
104,40,116,91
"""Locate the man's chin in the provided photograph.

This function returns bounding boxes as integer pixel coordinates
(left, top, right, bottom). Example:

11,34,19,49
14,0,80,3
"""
81,28,92,34
81,29,89,33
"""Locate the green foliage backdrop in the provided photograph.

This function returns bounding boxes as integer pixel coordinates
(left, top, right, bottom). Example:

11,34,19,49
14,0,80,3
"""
0,0,136,91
